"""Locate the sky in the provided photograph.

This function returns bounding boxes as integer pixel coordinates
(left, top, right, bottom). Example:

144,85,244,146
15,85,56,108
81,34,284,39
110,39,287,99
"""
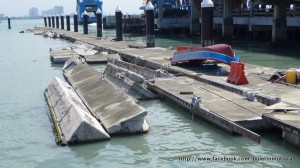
0,0,145,17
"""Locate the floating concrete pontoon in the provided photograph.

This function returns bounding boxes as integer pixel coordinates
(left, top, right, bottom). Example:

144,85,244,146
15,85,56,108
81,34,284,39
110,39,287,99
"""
50,41,119,64
263,111,300,147
44,76,110,145
146,76,274,143
32,27,300,146
63,61,149,134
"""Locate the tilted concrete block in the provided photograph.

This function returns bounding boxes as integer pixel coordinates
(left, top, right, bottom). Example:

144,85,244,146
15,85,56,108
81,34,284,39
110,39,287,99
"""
45,77,110,145
64,63,150,135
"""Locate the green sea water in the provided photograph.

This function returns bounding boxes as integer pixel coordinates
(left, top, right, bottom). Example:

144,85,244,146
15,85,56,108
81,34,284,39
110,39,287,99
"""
0,19,300,168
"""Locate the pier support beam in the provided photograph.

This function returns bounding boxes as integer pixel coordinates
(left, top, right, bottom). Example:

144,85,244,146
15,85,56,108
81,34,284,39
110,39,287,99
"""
157,0,163,29
115,6,123,41
222,0,234,38
158,0,163,19
60,15,64,30
56,15,59,29
190,0,201,35
66,15,70,31
96,8,103,38
44,16,47,27
48,16,51,27
74,13,78,32
272,3,287,43
146,2,155,48
201,0,214,47
52,15,55,28
83,11,89,34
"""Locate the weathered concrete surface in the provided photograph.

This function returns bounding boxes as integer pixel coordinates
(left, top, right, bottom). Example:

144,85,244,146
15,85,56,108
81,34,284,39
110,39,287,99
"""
63,55,86,70
105,63,146,83
45,76,110,145
119,48,300,107
146,77,265,143
263,111,300,147
147,77,272,130
111,59,171,79
63,63,149,134
153,77,270,121
83,52,119,63
50,49,79,63
32,27,300,145
71,41,98,56
104,63,157,100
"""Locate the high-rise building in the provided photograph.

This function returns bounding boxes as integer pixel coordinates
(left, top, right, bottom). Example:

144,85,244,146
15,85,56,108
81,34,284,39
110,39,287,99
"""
29,7,39,18
41,9,54,16
54,6,64,15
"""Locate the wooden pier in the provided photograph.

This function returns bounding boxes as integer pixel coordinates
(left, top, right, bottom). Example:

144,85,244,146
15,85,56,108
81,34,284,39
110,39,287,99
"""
33,27,300,146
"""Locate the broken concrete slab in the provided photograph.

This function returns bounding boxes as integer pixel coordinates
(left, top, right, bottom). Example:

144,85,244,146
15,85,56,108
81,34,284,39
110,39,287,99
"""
83,52,119,64
71,41,98,56
50,48,80,64
104,63,157,100
45,76,110,145
63,63,150,135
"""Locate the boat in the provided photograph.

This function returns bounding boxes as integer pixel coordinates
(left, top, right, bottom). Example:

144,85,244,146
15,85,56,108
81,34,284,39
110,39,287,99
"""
77,0,103,24
171,44,240,65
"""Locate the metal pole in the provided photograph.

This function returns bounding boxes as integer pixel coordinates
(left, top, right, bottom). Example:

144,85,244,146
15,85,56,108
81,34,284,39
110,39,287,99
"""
201,0,214,47
8,17,11,29
74,13,78,32
48,16,51,27
96,8,103,37
52,15,55,28
146,2,155,47
115,6,123,41
66,15,70,31
44,16,47,27
61,15,64,30
83,11,89,34
56,15,59,28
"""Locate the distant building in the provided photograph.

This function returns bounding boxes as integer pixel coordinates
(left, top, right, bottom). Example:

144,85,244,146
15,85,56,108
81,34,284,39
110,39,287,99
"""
41,9,54,16
0,14,4,19
54,6,64,15
29,7,39,18
41,6,64,16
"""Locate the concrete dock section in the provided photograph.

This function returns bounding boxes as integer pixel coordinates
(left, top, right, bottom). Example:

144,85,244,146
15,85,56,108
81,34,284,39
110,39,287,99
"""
32,27,300,147
263,111,300,147
146,76,274,143
50,48,79,63
104,63,157,100
83,52,119,63
63,62,150,134
44,77,110,145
